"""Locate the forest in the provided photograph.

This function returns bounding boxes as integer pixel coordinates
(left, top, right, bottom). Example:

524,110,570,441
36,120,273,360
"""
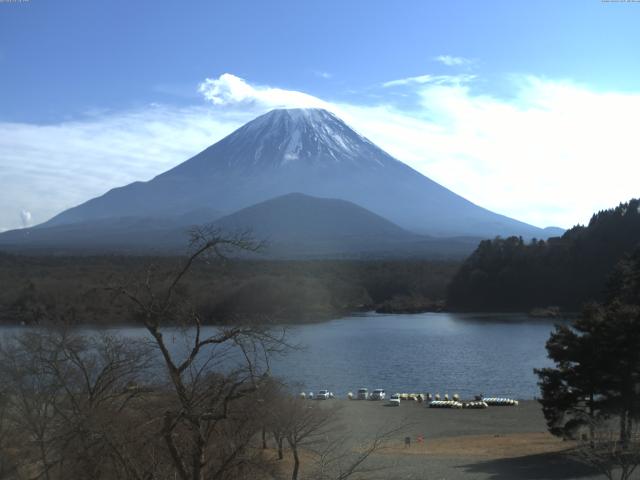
4,198,640,326
0,250,458,325
446,199,640,312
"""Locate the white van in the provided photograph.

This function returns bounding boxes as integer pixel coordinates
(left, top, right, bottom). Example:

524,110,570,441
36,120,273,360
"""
371,389,386,400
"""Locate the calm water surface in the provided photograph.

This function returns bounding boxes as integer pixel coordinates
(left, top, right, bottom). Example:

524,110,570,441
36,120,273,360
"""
271,312,561,399
1,312,563,399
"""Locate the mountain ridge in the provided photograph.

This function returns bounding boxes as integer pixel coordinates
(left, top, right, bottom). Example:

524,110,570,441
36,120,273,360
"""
213,192,414,241
12,108,562,251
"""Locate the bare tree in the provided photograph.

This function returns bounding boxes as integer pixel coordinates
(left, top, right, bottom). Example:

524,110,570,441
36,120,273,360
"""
112,227,287,480
43,331,159,479
278,398,339,480
0,328,159,480
257,379,290,461
308,423,404,480
0,380,19,479
0,331,66,480
0,329,162,479
270,394,404,480
575,416,640,480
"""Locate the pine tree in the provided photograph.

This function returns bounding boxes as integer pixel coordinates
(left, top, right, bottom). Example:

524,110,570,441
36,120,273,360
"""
535,247,640,443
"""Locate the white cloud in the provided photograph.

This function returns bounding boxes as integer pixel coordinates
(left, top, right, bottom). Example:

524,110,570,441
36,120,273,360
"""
382,74,433,87
435,55,473,67
20,210,31,228
198,73,330,109
0,104,252,230
345,76,640,229
2,72,639,232
382,74,476,88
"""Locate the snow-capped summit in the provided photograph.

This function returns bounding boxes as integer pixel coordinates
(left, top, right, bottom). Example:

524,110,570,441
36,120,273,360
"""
169,108,393,175
39,108,552,239
237,108,384,165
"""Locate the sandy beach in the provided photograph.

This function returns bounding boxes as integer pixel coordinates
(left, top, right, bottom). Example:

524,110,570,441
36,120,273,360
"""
304,399,606,480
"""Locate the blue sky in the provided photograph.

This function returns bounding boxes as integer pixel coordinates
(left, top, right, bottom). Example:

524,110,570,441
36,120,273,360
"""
1,0,640,231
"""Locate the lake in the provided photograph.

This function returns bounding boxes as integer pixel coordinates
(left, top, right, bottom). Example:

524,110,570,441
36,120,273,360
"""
0,312,563,399
271,312,561,399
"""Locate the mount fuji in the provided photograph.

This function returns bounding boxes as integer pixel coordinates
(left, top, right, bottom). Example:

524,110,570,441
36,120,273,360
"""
0,108,562,256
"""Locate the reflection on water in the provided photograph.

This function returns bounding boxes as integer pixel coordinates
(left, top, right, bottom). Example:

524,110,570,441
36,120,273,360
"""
0,312,564,399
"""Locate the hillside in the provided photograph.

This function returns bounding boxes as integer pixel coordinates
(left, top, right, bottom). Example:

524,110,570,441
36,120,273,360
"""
0,193,481,258
446,198,640,311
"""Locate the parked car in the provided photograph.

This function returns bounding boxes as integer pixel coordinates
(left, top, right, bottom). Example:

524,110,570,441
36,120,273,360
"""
370,389,386,400
388,394,401,406
316,390,332,400
357,388,369,400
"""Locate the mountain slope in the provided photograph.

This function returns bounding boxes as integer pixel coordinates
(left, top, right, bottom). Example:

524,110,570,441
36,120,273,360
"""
40,108,554,239
0,193,480,258
213,192,412,242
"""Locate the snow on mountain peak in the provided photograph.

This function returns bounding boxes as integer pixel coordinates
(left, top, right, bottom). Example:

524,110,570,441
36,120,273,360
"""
219,108,392,170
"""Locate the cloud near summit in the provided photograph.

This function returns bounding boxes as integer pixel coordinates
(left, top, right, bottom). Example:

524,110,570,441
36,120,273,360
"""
198,73,330,110
2,72,640,232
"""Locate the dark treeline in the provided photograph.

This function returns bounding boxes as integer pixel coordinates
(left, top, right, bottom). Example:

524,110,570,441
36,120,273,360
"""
447,198,640,312
0,253,459,325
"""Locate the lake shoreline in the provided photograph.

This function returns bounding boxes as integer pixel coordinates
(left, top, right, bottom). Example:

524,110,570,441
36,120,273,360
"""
0,305,578,327
1,312,558,399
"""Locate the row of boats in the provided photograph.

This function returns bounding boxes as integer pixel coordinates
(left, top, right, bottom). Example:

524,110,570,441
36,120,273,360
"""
428,398,519,409
300,389,519,408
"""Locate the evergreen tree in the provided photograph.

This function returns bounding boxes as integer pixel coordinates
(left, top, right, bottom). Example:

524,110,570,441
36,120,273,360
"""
535,247,640,443
535,306,608,438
